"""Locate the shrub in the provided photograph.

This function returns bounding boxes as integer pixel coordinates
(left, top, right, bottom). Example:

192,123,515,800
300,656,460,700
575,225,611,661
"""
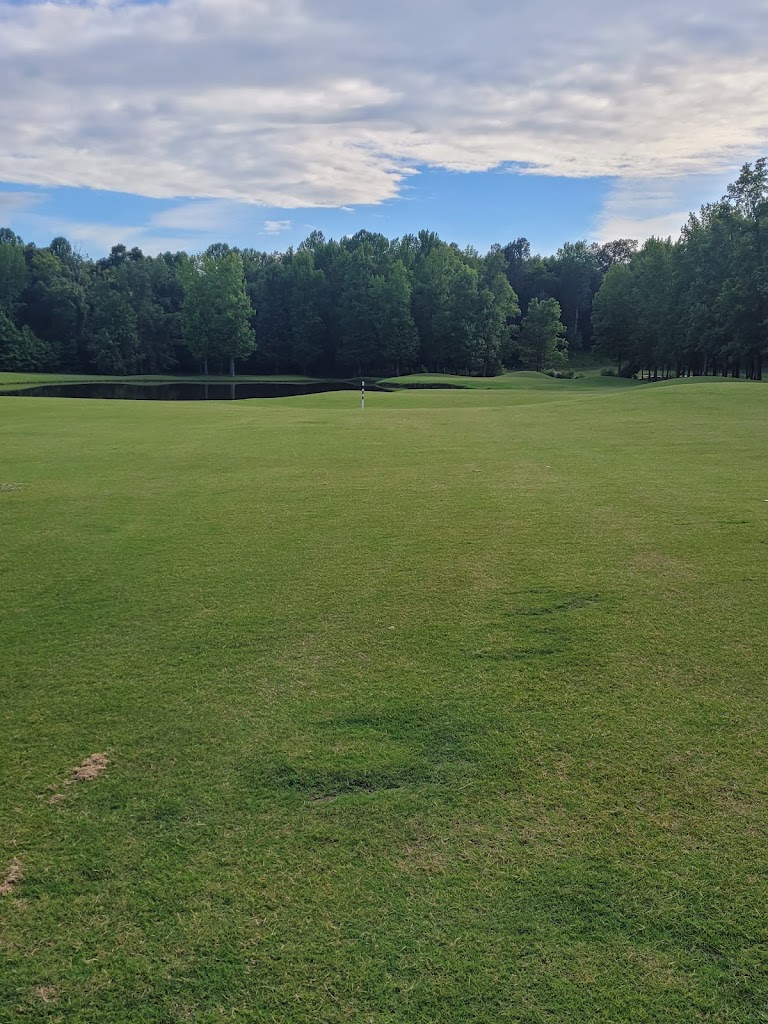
544,368,583,379
619,361,640,379
600,367,617,376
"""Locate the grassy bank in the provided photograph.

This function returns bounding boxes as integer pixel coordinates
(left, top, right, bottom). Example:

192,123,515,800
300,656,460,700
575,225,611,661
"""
1,376,767,1022
381,369,644,390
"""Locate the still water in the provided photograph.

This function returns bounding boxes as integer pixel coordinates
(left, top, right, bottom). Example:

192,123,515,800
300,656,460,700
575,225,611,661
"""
0,381,387,401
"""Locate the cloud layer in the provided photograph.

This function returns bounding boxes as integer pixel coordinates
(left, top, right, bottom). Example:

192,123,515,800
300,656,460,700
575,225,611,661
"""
2,0,767,218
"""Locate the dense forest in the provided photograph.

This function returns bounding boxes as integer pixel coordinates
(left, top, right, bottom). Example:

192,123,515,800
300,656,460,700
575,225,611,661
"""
1,161,767,379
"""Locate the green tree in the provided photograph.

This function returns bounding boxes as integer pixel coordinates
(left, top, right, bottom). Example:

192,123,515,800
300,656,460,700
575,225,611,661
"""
0,229,27,315
443,262,483,373
21,247,85,370
722,160,768,378
253,258,291,374
551,241,599,349
287,250,325,374
675,206,730,375
0,309,52,371
371,259,418,375
479,255,520,374
592,264,638,373
338,246,376,375
110,256,177,373
518,298,566,372
86,281,140,374
180,249,255,374
590,239,639,274
632,237,674,378
412,242,470,372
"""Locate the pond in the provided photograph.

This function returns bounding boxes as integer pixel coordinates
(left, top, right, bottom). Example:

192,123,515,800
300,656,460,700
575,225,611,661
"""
0,381,391,401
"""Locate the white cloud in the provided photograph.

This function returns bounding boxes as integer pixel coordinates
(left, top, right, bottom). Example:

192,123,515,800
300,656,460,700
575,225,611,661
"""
0,191,45,215
11,206,231,256
263,219,291,234
34,218,207,258
149,200,245,232
593,172,738,243
0,0,766,230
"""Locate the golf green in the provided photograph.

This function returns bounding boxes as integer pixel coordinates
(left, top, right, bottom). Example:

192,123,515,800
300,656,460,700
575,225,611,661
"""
1,374,766,1022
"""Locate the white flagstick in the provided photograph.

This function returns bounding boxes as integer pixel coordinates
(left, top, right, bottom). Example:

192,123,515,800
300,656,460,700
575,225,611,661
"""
361,379,365,411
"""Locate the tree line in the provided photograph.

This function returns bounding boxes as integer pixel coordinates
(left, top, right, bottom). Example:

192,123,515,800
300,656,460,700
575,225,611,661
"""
1,161,766,379
0,225,627,378
593,161,768,380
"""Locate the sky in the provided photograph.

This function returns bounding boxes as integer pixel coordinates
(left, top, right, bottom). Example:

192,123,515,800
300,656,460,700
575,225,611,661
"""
1,0,766,258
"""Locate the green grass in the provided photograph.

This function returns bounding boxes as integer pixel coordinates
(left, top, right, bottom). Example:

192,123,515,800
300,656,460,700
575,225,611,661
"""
1,376,767,1022
382,369,644,391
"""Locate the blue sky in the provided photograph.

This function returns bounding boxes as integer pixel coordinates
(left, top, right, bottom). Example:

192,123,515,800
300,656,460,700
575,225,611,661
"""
0,0,765,257
0,171,616,258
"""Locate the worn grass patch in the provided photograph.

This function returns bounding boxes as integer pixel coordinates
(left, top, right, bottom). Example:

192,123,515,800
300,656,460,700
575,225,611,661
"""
1,376,767,1022
0,859,22,897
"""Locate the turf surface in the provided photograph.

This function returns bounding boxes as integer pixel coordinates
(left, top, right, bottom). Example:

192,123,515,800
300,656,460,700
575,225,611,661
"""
1,374,767,1022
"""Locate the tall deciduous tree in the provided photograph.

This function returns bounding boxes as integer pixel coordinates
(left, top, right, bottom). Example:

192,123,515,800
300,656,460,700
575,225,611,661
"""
86,280,140,374
371,259,418,376
518,298,566,372
288,250,325,374
21,247,84,370
0,229,27,316
723,160,768,378
180,249,255,374
632,237,674,378
0,309,52,371
479,256,520,375
592,264,638,373
551,241,599,349
338,246,376,375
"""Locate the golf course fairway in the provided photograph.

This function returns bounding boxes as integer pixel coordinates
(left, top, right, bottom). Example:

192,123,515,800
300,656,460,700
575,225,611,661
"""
1,373,766,1023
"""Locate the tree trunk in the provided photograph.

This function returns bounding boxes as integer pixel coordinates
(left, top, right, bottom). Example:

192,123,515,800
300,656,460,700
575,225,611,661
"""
229,356,235,377
203,356,209,376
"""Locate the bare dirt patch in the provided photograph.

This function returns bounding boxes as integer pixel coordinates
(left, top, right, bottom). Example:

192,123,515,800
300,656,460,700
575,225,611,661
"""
45,753,110,802
71,753,109,783
33,986,59,1004
0,858,22,896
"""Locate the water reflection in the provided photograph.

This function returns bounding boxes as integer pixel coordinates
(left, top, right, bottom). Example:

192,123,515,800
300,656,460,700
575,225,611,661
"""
1,381,385,401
